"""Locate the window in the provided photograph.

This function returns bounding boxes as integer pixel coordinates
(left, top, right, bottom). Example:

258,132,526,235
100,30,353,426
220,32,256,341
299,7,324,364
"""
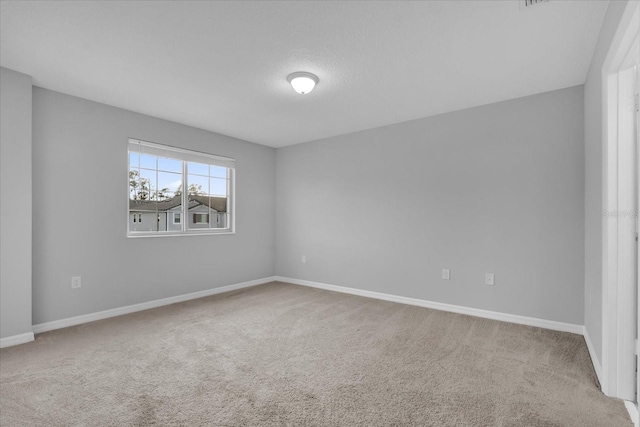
128,138,234,236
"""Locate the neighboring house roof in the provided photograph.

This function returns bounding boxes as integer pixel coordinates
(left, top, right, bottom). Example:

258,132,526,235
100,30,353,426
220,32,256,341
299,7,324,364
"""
191,195,227,213
129,195,227,213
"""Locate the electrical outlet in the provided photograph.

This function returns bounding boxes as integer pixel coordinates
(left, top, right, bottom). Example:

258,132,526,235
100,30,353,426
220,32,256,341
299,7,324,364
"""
442,269,450,280
71,276,82,289
301,255,306,264
485,273,495,286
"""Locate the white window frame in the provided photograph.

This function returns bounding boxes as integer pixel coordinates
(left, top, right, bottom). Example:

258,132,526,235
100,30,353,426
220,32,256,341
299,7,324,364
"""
172,212,181,224
127,138,235,237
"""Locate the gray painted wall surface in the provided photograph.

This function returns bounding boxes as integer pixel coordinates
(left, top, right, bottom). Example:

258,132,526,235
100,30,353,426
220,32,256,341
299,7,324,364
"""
583,0,630,366
32,88,276,325
276,86,585,324
0,68,33,338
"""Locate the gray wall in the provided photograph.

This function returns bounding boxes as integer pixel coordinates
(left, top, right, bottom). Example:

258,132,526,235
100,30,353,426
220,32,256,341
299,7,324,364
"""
32,88,276,325
276,86,585,324
0,68,33,339
583,0,630,366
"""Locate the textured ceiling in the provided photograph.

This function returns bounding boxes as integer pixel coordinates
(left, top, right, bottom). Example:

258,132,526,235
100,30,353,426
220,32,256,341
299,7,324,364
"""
0,1,608,147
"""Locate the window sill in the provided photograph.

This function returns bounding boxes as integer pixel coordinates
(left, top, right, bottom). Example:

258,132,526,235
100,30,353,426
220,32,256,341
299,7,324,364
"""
127,231,235,238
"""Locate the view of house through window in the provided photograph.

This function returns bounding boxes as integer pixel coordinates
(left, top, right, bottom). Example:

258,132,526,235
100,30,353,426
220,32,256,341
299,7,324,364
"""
128,139,234,235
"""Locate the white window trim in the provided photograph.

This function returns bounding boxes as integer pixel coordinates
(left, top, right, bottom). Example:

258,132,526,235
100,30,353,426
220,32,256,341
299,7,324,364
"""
172,212,181,224
127,138,235,237
129,138,235,168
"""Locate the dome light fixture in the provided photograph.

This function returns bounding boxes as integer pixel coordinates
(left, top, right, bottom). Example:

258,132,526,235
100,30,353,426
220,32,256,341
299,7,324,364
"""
287,72,319,95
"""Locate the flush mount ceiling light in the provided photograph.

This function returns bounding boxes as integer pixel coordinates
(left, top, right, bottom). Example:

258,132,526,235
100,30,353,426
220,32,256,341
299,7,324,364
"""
287,72,319,95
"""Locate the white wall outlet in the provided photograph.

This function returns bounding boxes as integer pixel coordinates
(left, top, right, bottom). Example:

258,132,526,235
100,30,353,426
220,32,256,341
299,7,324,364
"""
71,276,82,289
301,255,306,264
485,273,495,286
442,269,450,280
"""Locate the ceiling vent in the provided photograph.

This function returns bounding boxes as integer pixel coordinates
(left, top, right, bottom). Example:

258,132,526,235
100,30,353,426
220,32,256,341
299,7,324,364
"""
520,0,549,10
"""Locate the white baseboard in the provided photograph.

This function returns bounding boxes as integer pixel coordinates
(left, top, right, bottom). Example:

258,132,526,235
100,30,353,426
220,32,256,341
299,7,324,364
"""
0,332,35,349
32,276,277,334
625,400,639,427
29,274,584,342
274,276,584,335
583,326,604,387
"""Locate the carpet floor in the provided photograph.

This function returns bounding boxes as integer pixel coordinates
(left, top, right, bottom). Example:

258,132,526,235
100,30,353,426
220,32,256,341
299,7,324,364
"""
0,281,632,426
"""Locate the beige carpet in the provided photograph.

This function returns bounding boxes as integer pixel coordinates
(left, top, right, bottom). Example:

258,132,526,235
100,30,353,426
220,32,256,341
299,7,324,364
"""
0,281,632,426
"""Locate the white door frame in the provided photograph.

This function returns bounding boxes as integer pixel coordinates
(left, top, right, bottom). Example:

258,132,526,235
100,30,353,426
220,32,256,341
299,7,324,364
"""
637,60,640,413
602,0,640,400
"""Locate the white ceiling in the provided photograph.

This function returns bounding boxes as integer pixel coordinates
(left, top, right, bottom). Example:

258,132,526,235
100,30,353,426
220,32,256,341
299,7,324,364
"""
0,1,608,148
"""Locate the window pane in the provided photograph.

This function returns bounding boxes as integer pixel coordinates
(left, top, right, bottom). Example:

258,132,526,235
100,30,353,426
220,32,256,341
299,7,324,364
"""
129,152,140,168
208,196,227,214
209,197,228,229
139,154,157,170
158,171,182,197
187,174,209,195
157,195,182,232
188,162,209,176
187,194,210,229
129,168,141,201
212,212,228,229
209,178,227,197
129,201,158,232
130,168,155,201
138,169,157,200
158,157,182,173
210,166,227,178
